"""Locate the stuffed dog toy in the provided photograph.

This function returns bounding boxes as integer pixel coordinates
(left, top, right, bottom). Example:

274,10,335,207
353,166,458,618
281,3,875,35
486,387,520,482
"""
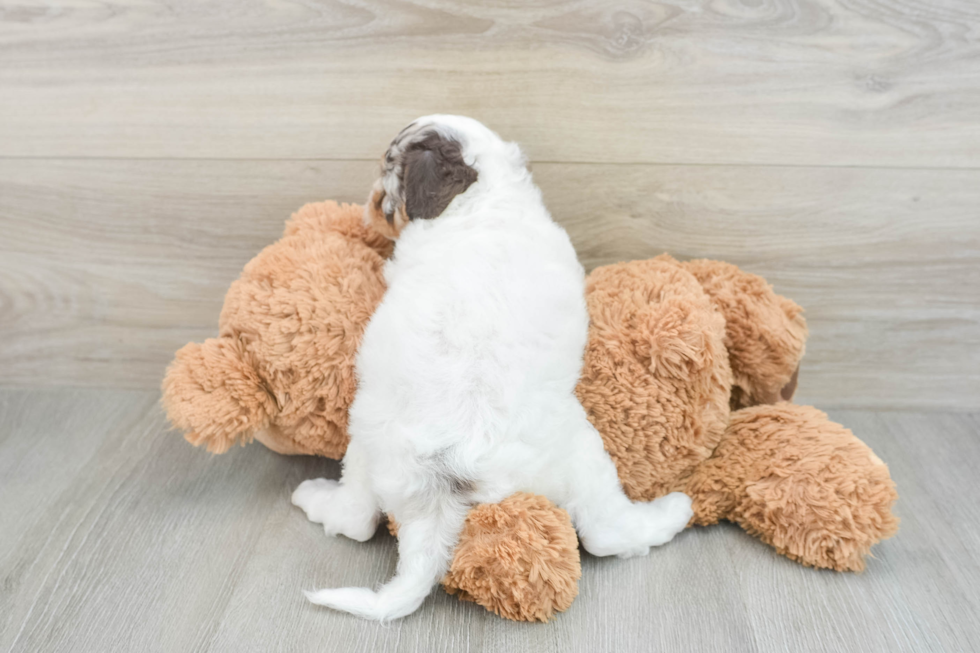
163,199,898,622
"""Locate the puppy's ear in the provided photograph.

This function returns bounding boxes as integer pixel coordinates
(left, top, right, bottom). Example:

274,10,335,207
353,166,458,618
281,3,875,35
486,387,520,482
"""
402,134,478,220
364,179,408,241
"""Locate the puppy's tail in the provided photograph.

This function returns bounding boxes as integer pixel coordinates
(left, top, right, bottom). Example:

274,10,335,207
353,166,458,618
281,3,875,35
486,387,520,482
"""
305,499,468,621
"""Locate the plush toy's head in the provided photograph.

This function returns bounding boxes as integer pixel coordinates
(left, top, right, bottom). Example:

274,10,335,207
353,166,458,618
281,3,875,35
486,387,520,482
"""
576,254,807,502
576,256,734,501
161,202,392,457
575,255,895,575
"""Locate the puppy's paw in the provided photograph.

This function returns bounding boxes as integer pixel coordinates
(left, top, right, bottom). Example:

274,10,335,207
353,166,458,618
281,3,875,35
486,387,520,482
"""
291,478,380,542
614,545,652,560
291,478,339,524
643,491,693,547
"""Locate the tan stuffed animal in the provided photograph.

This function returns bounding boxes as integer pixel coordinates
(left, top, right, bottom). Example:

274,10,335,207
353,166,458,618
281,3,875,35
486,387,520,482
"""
162,201,898,622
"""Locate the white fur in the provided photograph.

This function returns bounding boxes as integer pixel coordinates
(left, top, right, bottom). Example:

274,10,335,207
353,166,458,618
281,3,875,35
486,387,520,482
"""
292,115,693,621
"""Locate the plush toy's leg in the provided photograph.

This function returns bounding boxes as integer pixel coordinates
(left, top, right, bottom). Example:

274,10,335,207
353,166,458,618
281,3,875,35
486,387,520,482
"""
291,438,381,542
685,403,898,571
443,493,582,622
550,407,693,558
305,495,469,621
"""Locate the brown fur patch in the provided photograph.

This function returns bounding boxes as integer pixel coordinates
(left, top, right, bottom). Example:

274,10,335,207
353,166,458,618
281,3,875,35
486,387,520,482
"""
364,182,409,240
401,132,478,220
364,126,478,239
780,364,800,401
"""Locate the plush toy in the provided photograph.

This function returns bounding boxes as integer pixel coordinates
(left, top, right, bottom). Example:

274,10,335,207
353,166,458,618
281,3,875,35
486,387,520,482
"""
162,201,898,622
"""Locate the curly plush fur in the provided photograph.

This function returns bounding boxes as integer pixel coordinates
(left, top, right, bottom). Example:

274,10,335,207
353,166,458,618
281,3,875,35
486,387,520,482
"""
681,259,808,408
687,404,899,571
386,493,580,622
442,493,582,622
576,255,733,501
162,202,391,458
162,198,898,622
578,256,896,576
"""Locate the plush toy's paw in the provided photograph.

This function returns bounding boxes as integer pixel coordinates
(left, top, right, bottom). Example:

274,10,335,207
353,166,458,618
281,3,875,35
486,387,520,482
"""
443,493,581,622
688,404,899,571
291,478,380,542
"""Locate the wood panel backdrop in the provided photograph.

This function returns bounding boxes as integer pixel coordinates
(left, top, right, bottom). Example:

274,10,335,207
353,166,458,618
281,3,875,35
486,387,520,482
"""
1,0,978,409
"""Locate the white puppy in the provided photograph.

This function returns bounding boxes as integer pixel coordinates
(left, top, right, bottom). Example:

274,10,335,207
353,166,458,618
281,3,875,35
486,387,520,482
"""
292,115,693,621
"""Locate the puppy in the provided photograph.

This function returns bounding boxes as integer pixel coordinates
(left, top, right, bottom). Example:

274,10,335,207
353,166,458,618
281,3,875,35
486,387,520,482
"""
292,115,693,621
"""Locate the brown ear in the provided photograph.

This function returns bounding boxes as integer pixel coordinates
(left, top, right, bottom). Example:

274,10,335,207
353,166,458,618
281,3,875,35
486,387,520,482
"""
680,259,808,409
402,133,478,220
364,181,409,241
161,337,276,453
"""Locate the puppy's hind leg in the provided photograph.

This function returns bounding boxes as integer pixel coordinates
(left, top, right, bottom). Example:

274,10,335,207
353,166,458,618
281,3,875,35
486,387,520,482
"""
556,409,693,558
305,495,469,621
292,437,381,542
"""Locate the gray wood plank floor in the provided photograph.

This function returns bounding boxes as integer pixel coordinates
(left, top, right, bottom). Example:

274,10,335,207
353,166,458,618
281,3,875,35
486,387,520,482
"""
1,389,977,653
2,1,978,650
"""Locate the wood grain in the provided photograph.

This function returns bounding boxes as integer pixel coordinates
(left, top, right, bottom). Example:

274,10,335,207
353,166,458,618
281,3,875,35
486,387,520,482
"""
2,0,978,648
0,389,338,653
2,0,980,166
2,390,979,652
536,163,980,411
2,159,977,409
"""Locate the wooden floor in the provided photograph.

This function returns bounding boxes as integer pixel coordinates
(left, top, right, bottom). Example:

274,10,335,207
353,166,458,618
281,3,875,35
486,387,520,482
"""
3,0,980,651
0,389,977,653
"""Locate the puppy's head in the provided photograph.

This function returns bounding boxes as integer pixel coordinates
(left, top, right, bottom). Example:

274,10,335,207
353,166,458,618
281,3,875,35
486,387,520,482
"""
366,116,521,239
